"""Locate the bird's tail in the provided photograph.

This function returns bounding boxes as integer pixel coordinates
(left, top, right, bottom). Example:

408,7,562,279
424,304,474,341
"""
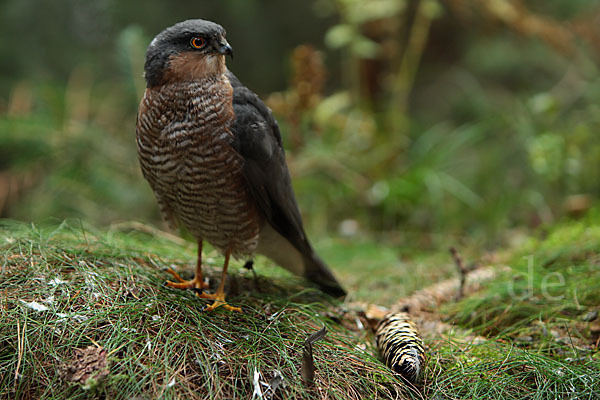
302,251,346,298
256,224,346,297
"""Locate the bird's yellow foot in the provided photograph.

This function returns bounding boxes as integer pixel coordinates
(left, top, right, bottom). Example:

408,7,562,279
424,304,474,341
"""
165,267,240,312
202,291,242,313
164,267,209,290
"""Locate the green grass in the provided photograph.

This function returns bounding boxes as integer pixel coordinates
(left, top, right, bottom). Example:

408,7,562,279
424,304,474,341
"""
436,212,600,398
317,235,460,306
0,220,416,399
426,338,599,399
447,214,600,335
1,217,600,399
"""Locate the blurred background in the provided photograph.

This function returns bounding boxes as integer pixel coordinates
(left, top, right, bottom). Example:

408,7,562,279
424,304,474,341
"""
1,0,599,248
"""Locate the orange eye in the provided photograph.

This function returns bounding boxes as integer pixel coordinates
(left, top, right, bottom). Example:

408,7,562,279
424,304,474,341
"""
190,37,206,49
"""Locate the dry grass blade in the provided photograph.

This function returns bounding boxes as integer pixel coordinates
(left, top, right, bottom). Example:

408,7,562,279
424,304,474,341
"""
14,319,25,388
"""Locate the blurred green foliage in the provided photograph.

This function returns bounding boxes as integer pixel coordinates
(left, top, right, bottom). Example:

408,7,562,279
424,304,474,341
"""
1,0,599,244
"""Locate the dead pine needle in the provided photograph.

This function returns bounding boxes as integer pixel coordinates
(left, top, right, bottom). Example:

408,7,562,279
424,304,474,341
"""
14,319,25,386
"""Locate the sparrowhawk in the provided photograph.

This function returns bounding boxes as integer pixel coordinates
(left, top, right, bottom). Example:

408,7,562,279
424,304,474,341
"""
136,19,345,311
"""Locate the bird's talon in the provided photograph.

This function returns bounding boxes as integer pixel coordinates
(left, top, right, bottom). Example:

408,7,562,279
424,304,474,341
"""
205,300,242,313
164,273,208,290
198,290,242,312
164,267,186,282
226,304,242,313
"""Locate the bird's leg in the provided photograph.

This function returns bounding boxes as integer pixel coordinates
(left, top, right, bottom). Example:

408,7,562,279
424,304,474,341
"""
165,241,209,290
164,243,240,312
204,249,242,313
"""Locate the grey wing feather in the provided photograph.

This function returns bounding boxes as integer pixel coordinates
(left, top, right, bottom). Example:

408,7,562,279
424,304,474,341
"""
227,71,345,297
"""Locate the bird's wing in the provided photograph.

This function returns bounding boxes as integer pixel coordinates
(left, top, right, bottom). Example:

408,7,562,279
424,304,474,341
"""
227,72,304,246
227,71,345,297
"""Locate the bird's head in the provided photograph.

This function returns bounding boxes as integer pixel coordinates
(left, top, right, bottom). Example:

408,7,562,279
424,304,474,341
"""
143,19,233,88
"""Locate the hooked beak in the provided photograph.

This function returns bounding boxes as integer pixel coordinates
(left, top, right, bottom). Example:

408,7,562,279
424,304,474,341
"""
217,40,233,59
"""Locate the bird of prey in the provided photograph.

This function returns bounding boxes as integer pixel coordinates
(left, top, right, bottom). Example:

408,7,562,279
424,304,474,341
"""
136,19,346,311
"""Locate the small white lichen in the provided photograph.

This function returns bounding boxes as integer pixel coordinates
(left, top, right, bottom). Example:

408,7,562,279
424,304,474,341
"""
19,300,49,312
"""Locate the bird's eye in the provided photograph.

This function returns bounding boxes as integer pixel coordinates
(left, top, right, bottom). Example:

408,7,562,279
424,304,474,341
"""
190,37,206,49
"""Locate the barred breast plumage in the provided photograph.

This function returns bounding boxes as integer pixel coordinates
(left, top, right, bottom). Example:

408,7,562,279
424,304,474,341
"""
136,75,260,257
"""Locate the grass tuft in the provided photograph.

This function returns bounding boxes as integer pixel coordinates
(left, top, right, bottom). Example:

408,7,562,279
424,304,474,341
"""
0,220,416,399
2,217,600,399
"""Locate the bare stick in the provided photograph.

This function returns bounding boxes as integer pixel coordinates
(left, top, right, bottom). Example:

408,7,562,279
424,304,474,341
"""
450,247,467,300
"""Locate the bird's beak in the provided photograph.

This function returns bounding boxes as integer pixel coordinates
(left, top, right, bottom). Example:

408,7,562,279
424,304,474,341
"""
217,40,233,59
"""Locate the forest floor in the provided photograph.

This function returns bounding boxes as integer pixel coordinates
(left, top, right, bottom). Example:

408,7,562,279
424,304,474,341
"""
1,215,599,399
